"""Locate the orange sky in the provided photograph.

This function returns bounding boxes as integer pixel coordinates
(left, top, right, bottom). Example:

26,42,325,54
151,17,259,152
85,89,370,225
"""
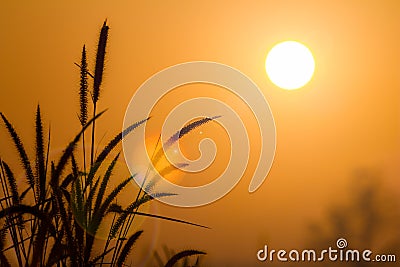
0,1,399,266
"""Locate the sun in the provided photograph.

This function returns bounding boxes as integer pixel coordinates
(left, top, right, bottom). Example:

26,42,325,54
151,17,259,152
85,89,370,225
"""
265,41,315,90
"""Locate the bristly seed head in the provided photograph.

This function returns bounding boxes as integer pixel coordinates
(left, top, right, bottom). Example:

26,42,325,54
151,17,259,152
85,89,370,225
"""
92,20,109,104
79,45,88,126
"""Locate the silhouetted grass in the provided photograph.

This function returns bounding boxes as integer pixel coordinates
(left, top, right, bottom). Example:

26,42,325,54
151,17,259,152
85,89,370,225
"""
0,20,210,266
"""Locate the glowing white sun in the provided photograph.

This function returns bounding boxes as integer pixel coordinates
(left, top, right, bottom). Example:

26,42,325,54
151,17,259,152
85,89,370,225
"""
265,41,315,90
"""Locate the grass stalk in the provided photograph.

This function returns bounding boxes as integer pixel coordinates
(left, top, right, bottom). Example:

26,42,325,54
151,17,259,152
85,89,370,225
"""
90,20,109,223
79,44,89,228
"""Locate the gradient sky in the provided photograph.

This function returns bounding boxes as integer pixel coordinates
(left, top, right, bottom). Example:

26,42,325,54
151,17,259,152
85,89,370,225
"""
0,1,399,266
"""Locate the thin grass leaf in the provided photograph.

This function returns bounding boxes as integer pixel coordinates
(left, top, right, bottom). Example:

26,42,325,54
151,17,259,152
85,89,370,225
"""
74,62,94,78
116,230,143,266
60,173,74,189
95,118,149,164
194,254,201,266
83,161,101,194
165,116,220,148
153,116,219,166
164,250,206,267
91,175,136,231
61,187,71,204
0,195,13,203
83,175,101,261
109,192,175,214
89,246,115,265
45,242,68,267
108,192,175,238
0,112,36,193
19,187,30,201
111,210,209,229
93,153,120,219
83,174,100,222
145,163,189,192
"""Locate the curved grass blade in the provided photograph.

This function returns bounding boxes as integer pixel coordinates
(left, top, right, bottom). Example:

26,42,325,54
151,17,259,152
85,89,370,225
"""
116,230,143,266
60,173,74,189
109,192,176,238
145,163,189,192
111,210,209,230
89,246,115,265
91,175,136,232
95,118,149,164
93,153,120,219
153,116,220,166
83,176,100,224
19,187,30,201
164,250,206,267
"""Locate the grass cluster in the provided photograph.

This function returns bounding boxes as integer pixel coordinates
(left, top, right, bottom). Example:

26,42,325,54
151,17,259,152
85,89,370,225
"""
0,21,209,266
